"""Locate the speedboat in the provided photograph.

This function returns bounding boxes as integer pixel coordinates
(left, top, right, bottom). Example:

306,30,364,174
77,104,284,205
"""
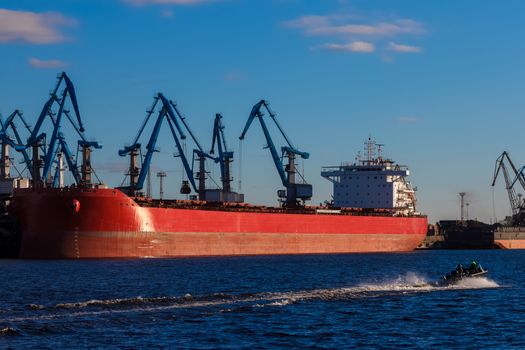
437,264,488,286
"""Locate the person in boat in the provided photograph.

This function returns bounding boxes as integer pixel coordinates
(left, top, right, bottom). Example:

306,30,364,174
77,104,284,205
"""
455,263,465,277
469,261,482,274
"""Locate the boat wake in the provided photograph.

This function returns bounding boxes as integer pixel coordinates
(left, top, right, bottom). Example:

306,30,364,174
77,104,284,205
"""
1,273,499,325
0,327,21,337
358,272,499,292
447,276,499,289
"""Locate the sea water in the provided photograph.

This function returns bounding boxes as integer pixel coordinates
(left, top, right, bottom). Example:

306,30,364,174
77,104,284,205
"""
1,250,524,349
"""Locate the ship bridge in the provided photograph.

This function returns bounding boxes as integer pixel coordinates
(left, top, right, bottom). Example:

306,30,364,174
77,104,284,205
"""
321,138,417,215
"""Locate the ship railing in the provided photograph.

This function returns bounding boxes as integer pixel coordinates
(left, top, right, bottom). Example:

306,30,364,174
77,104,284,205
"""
132,198,417,217
495,226,525,232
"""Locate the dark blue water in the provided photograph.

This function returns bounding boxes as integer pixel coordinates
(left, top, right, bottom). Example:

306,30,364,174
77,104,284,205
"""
1,250,524,349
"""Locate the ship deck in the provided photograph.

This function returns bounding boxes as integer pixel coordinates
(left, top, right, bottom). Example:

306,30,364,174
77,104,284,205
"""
132,197,423,217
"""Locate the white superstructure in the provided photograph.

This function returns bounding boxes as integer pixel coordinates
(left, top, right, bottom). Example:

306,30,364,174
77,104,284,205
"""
321,138,418,215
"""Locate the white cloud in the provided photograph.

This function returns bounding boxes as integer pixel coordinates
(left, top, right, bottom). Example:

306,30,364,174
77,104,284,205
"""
388,42,422,53
124,0,215,5
0,9,76,44
315,20,423,37
28,58,67,69
284,15,331,30
285,16,424,38
284,12,425,57
321,41,375,53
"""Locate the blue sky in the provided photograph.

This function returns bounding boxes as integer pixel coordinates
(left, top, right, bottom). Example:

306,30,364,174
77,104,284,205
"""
1,0,525,222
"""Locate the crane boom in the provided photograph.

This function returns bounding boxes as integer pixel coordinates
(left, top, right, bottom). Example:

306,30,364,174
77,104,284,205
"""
28,72,86,145
119,94,194,194
0,110,33,176
119,93,214,199
239,99,311,207
26,72,100,187
210,113,233,193
492,151,525,221
41,89,68,180
167,99,204,153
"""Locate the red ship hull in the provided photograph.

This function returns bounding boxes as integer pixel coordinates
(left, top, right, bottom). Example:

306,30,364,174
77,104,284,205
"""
11,188,427,259
494,229,525,249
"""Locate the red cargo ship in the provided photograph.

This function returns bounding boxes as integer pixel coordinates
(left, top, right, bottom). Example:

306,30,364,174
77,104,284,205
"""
12,187,427,258
2,75,427,258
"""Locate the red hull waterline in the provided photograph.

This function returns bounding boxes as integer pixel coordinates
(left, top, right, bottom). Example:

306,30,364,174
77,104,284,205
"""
494,240,525,249
11,188,428,259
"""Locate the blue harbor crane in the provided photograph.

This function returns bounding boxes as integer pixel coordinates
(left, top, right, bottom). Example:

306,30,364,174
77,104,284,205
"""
239,99,312,208
511,165,525,189
492,151,525,225
167,98,217,201
25,72,101,187
208,113,243,202
119,93,215,200
0,110,33,179
211,113,233,193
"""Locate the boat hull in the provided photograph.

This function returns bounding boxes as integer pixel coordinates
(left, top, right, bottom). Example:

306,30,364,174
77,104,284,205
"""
494,228,525,249
11,188,428,258
441,220,495,249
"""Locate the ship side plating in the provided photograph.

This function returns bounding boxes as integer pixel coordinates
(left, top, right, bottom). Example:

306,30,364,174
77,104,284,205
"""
14,187,427,258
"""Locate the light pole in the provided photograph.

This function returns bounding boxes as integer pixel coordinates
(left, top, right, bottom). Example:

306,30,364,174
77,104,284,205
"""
459,192,466,222
157,172,166,200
